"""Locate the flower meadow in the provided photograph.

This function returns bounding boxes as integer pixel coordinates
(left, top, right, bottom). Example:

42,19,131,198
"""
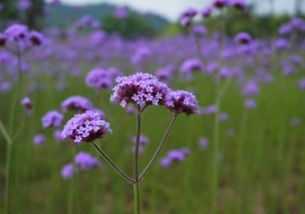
0,0,305,213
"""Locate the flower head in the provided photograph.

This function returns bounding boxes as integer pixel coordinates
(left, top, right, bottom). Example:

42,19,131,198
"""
41,110,63,128
74,152,100,170
235,32,252,45
165,90,199,115
110,72,169,109
86,68,117,90
61,95,93,112
61,163,75,180
61,110,111,144
160,148,190,168
21,97,32,111
33,134,46,145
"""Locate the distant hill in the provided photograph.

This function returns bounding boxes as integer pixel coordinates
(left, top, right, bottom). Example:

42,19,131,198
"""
44,3,169,30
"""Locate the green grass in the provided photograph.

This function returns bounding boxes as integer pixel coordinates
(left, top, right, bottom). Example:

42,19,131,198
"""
0,69,304,213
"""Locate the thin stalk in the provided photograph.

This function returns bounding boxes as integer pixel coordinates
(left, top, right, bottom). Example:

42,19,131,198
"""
5,52,23,214
133,106,141,214
211,76,221,213
0,119,12,145
236,108,248,213
211,11,226,213
92,142,135,184
139,113,177,181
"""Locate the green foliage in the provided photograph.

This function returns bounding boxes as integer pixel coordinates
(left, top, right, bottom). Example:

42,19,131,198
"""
102,14,158,39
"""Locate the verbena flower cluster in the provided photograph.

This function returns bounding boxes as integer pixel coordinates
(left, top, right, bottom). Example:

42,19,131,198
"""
160,148,190,168
61,151,100,180
165,90,199,115
0,24,44,54
61,110,111,143
41,110,63,128
61,95,93,112
110,72,169,109
85,67,121,90
110,72,199,115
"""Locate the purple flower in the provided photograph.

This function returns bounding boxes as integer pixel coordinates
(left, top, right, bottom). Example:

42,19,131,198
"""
155,65,174,82
192,24,208,37
198,137,209,150
200,104,218,115
202,5,213,18
33,134,46,145
29,31,45,46
42,110,63,128
279,24,293,36
243,82,259,96
274,38,289,50
110,72,169,109
17,0,31,10
181,8,197,18
165,90,199,115
231,0,246,10
219,67,232,79
21,97,32,111
61,95,93,112
299,78,305,90
53,129,64,142
244,98,256,109
61,163,75,180
61,110,111,144
219,112,229,122
160,148,190,168
74,152,100,170
213,0,229,9
180,58,203,79
235,32,252,45
86,68,113,90
0,33,6,46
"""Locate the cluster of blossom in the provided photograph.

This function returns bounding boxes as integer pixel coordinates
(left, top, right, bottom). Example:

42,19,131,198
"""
110,72,199,114
85,67,121,90
160,148,190,168
198,137,209,150
165,90,199,115
234,32,252,45
279,17,305,36
41,110,63,128
0,24,45,54
21,97,32,112
242,81,259,96
17,0,31,10
61,110,111,144
61,152,100,180
180,58,204,79
180,0,246,27
61,95,93,112
33,134,46,146
199,104,218,115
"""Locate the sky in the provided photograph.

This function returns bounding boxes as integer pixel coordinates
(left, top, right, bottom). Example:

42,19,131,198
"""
48,0,303,21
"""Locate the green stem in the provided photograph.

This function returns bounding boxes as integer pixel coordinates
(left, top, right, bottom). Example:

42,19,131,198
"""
133,183,140,214
92,143,135,184
237,108,248,213
5,52,23,214
0,119,12,145
139,113,177,181
211,76,221,214
133,105,141,214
